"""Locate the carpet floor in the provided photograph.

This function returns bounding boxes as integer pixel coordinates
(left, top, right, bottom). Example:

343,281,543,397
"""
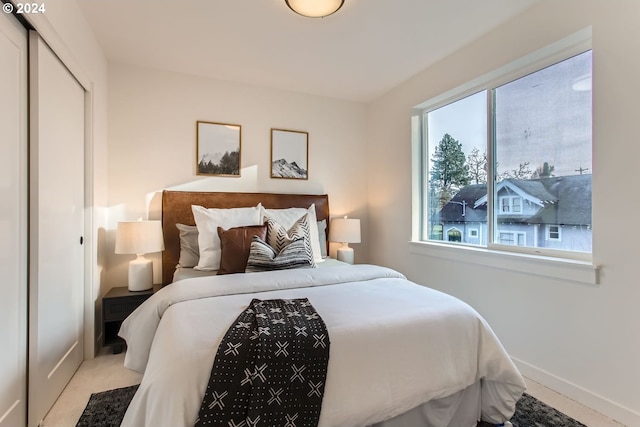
76,385,586,427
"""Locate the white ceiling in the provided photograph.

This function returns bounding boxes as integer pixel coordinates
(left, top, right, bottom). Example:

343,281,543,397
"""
77,0,539,103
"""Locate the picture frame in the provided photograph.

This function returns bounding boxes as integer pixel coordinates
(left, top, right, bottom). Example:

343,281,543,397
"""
270,128,309,180
196,121,241,176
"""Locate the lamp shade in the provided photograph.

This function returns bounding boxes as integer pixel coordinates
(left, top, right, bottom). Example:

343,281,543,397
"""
115,220,164,255
285,0,344,18
329,217,361,244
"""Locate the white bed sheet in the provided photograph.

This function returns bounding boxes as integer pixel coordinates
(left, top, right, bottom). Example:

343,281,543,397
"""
119,265,525,427
373,382,481,427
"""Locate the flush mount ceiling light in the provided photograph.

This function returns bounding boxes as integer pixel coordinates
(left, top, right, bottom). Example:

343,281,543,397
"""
285,0,345,18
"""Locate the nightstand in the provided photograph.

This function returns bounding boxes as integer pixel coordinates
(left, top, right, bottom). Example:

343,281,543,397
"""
102,286,158,353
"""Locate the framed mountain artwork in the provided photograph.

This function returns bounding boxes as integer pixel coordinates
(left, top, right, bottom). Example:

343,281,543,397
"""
270,128,308,180
196,121,241,176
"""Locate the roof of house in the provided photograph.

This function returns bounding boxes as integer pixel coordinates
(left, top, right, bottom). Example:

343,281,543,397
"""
438,174,591,225
529,174,592,225
438,183,488,223
503,179,558,204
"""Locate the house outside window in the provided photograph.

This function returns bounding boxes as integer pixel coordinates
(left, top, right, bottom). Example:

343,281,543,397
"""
413,37,592,259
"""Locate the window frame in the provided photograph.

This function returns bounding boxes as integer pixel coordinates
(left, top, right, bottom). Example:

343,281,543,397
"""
411,28,593,263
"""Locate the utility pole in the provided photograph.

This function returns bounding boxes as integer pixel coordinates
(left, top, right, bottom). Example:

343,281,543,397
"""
575,166,589,175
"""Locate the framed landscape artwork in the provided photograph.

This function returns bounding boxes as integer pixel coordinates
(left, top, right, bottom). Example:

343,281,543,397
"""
270,128,308,180
196,121,241,176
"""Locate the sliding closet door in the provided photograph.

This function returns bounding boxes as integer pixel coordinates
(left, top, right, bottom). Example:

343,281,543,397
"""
28,33,85,427
0,11,27,427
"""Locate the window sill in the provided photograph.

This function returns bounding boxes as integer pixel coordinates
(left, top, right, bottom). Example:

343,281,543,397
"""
408,241,599,285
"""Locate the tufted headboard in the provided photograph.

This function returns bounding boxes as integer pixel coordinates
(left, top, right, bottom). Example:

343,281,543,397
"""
161,190,330,285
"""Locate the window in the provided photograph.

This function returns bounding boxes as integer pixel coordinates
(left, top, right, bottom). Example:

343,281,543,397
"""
498,231,526,246
501,197,510,213
414,39,592,259
500,196,522,214
547,225,561,241
447,228,462,242
430,224,443,241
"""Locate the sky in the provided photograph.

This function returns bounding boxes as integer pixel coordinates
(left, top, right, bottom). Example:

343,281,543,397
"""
271,129,308,168
427,50,592,178
198,122,240,158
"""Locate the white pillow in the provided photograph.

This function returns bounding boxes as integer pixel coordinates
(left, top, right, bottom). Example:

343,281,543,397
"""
192,204,262,271
261,204,324,263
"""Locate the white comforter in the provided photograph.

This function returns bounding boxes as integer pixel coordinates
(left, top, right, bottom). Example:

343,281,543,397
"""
119,265,525,427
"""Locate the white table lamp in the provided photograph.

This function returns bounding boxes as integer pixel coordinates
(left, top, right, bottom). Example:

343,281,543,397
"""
115,220,164,291
329,216,361,264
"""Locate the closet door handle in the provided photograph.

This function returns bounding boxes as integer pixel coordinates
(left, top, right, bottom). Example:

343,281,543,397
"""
80,236,83,245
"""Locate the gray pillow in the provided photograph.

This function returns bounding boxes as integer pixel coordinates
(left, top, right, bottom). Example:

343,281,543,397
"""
176,223,199,268
317,219,327,258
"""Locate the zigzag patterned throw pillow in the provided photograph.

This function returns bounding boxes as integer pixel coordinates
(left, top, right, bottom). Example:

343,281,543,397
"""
264,213,316,268
245,236,314,272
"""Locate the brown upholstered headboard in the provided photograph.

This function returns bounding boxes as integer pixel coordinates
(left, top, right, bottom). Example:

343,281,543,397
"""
161,190,330,285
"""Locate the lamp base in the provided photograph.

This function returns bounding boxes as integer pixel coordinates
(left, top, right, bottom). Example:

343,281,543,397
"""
336,245,354,264
128,255,153,291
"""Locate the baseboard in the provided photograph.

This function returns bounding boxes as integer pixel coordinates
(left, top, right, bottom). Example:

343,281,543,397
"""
512,357,640,427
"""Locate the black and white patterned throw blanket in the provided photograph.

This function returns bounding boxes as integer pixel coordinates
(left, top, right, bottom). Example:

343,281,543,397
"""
195,298,330,427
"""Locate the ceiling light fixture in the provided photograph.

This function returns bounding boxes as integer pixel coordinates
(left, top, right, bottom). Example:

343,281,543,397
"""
285,0,344,18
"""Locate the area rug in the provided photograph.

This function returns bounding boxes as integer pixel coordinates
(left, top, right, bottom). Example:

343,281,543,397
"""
76,385,587,427
75,385,138,427
510,393,587,427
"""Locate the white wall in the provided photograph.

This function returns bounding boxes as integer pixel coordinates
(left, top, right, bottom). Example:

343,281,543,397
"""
366,1,640,425
23,0,108,357
106,63,368,286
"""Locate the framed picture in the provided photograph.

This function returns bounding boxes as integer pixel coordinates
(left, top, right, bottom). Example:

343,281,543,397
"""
196,121,241,176
270,128,309,180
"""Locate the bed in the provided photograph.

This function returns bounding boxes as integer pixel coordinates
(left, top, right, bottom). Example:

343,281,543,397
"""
119,190,526,427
